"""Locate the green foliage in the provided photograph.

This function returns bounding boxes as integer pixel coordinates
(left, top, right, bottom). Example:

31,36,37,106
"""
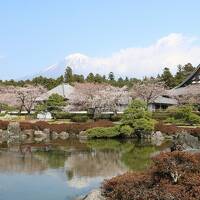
46,93,66,112
158,63,196,88
121,100,154,137
166,105,200,125
0,62,196,90
85,126,120,139
71,115,89,122
36,93,66,114
119,125,133,137
188,113,200,125
35,103,48,114
160,67,175,88
64,66,74,83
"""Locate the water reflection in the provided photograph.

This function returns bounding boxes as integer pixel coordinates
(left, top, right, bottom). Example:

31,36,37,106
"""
0,139,170,200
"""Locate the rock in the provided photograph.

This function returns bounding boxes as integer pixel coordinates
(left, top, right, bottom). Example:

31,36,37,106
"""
6,122,22,143
151,131,165,146
77,189,105,200
171,132,200,151
43,128,50,136
34,131,47,140
7,122,21,135
59,132,69,140
79,131,88,140
22,129,34,138
51,131,59,140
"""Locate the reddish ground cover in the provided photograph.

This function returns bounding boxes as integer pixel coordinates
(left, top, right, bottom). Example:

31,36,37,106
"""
18,120,113,134
103,151,200,200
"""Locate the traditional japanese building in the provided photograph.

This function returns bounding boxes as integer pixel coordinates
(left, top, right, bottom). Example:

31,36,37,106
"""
149,65,200,111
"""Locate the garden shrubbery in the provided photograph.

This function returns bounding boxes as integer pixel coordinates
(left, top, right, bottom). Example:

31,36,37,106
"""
86,126,120,139
19,120,113,134
121,100,154,137
166,105,200,125
71,115,89,122
103,151,200,200
85,100,154,139
0,120,9,130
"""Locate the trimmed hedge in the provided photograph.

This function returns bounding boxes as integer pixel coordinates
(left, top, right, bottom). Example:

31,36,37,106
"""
71,115,89,122
18,120,114,134
85,126,120,139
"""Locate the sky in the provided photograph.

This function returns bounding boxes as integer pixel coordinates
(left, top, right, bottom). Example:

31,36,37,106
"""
1,0,200,79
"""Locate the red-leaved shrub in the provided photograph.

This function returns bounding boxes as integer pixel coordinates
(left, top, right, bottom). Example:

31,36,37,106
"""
0,120,9,130
103,151,200,200
19,120,113,134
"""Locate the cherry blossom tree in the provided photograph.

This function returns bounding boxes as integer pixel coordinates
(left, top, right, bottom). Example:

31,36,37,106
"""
69,83,130,118
130,79,166,105
17,85,46,114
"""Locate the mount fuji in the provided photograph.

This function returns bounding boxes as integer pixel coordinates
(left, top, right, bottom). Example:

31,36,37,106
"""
28,53,107,79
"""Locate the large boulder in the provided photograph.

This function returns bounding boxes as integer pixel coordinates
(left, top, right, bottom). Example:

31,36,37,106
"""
171,132,200,151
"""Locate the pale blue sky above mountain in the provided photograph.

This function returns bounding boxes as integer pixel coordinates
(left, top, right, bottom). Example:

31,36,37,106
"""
1,0,200,79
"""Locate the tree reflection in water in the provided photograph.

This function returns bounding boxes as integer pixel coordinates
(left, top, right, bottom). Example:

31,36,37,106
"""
0,139,169,185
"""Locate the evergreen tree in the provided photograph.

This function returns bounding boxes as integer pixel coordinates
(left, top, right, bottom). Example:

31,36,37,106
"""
108,72,115,81
86,73,95,82
64,66,74,83
73,74,85,82
174,63,196,85
94,74,103,83
160,67,175,88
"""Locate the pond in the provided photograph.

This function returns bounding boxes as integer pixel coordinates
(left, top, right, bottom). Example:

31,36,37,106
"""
0,139,171,200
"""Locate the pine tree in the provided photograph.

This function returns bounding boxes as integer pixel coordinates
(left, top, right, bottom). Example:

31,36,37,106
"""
64,66,74,83
160,67,175,88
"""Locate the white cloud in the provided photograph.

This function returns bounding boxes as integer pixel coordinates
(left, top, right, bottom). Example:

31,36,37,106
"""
44,33,200,78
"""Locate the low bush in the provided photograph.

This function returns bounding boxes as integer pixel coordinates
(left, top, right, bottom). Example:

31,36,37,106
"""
71,115,89,122
155,121,182,135
85,126,120,139
119,125,133,137
0,120,9,130
166,105,200,125
103,151,200,200
20,119,113,134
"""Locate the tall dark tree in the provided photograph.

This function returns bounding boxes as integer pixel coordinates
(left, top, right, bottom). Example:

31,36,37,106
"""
174,63,196,85
64,66,74,84
108,72,115,81
86,73,95,82
160,67,175,88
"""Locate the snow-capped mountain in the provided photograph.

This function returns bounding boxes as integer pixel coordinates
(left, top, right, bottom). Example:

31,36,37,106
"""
33,53,100,79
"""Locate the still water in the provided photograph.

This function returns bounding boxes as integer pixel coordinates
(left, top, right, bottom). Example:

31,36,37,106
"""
0,139,170,200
